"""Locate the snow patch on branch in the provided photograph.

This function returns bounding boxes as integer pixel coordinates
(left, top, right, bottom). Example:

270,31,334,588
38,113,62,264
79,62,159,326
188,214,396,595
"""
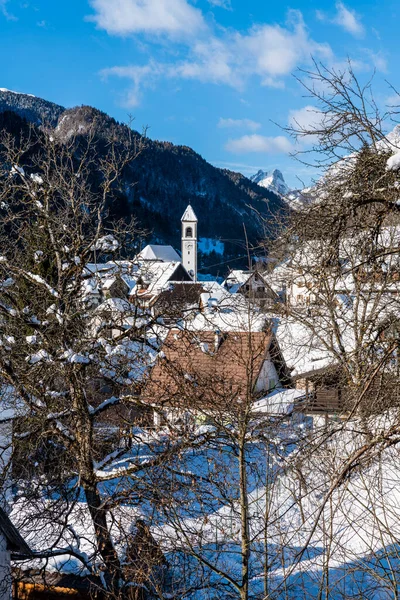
26,273,59,298
91,235,119,253
89,396,119,415
60,349,91,364
27,349,53,364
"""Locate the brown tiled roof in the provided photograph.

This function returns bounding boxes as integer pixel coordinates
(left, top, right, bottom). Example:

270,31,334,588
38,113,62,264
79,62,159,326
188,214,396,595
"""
142,329,272,410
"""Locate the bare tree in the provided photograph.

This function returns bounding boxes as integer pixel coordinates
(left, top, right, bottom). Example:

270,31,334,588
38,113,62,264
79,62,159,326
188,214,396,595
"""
261,61,400,596
0,118,210,598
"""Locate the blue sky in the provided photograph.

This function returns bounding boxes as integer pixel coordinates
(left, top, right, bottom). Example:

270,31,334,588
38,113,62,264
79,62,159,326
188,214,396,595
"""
0,0,398,187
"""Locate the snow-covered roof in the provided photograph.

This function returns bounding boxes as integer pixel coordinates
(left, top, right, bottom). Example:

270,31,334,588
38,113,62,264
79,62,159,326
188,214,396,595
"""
275,318,337,378
223,270,252,293
253,388,306,415
101,276,118,290
137,245,181,263
84,263,115,276
95,297,132,314
130,261,186,297
181,204,198,222
223,269,270,295
199,281,231,309
188,295,267,332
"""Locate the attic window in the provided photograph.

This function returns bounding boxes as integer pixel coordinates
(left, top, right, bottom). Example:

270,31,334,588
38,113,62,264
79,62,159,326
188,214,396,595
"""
186,227,193,238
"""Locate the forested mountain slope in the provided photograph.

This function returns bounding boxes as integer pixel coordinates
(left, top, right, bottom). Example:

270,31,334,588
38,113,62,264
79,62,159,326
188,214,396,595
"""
0,90,286,275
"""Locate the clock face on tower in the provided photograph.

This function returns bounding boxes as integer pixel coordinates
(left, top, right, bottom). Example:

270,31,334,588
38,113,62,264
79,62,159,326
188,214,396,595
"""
186,242,193,250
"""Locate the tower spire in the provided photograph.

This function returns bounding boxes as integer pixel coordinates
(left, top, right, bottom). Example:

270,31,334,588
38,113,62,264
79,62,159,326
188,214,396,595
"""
181,204,198,281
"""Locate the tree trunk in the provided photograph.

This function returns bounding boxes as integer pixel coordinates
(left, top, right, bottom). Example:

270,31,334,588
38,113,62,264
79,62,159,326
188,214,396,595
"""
238,437,249,600
73,386,125,597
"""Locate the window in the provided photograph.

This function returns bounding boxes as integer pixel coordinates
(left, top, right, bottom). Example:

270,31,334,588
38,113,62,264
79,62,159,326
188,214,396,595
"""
186,227,193,238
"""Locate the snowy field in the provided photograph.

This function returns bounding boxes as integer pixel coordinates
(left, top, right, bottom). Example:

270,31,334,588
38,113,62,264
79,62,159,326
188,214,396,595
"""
11,416,400,599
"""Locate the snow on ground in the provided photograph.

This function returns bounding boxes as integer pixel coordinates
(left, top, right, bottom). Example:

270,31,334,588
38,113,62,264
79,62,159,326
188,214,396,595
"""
11,418,400,599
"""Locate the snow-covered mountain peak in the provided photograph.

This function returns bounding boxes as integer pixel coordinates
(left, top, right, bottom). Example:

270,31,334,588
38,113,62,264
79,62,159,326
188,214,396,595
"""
377,124,400,153
0,88,35,98
250,168,289,197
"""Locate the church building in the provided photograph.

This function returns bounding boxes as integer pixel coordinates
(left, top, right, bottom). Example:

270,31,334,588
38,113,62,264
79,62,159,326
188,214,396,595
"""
181,205,198,281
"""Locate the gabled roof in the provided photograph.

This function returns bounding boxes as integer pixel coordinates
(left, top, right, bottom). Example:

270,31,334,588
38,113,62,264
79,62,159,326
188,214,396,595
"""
181,204,198,222
223,269,276,296
137,245,181,263
101,275,130,291
131,262,184,296
142,329,273,410
199,281,231,309
0,506,31,557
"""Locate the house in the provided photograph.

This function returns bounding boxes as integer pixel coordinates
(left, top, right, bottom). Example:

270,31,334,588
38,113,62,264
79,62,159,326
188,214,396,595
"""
130,261,193,310
198,281,232,312
0,507,30,600
151,282,205,321
223,269,279,307
13,571,100,599
81,206,199,313
101,274,130,300
293,365,345,427
142,328,290,426
81,262,136,308
272,319,349,426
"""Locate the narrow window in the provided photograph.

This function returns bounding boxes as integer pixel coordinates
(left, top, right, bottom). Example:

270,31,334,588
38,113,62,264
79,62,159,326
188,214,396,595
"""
186,227,193,238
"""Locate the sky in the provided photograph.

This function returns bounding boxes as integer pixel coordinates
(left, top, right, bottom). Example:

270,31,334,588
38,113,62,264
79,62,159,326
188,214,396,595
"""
0,0,399,188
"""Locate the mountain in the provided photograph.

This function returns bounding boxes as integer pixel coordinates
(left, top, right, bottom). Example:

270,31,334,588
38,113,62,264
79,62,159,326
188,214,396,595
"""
250,169,290,198
0,88,64,127
250,168,314,211
0,90,287,275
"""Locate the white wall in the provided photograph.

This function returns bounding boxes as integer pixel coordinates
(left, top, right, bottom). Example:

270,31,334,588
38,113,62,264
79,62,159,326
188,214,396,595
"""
255,359,280,393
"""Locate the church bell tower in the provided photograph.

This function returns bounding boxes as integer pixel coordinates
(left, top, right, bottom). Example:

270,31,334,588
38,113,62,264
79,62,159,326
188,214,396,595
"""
181,204,198,281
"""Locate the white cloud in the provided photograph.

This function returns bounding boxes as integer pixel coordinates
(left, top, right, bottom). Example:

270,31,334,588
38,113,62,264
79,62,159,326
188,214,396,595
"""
100,10,333,105
288,105,325,146
385,94,400,107
225,134,293,154
364,50,387,73
334,2,364,37
101,62,166,107
237,11,331,82
218,117,261,131
88,0,205,38
173,37,238,86
0,0,17,20
318,2,364,38
288,105,324,131
213,161,267,174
